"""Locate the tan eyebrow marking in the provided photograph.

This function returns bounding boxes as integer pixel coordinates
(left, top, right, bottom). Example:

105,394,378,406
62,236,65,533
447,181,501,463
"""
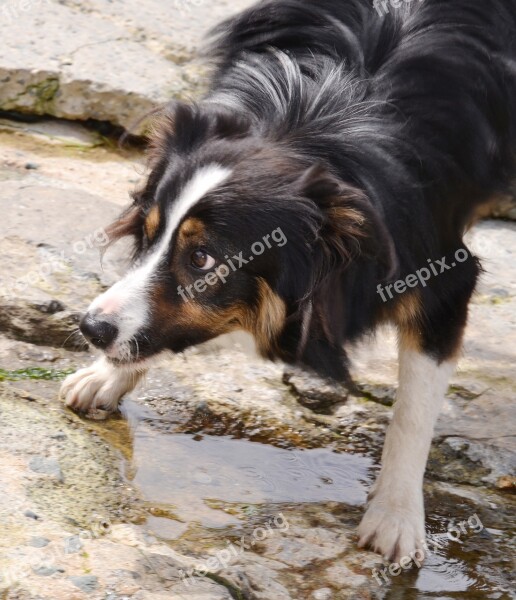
178,217,206,241
144,205,161,240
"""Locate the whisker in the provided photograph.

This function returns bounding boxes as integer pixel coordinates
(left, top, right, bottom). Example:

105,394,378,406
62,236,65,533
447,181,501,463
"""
61,328,85,349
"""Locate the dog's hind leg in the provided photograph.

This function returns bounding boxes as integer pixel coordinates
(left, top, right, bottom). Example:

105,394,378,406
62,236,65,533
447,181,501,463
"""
358,253,479,561
60,357,145,419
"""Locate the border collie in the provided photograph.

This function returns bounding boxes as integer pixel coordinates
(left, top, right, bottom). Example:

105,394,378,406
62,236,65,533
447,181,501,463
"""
60,0,516,561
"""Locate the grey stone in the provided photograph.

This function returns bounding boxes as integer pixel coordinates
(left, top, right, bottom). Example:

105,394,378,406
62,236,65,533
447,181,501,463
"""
64,535,83,554
29,456,64,482
283,367,348,412
33,565,65,576
69,575,99,593
29,536,50,548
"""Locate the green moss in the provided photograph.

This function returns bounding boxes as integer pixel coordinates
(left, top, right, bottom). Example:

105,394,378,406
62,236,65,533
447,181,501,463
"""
1,77,60,115
0,367,74,382
27,77,60,112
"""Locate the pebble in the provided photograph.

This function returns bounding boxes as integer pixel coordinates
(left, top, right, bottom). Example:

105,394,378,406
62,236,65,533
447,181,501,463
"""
29,536,50,548
313,589,333,600
29,456,64,482
69,575,99,593
33,565,65,576
64,535,83,554
24,162,39,170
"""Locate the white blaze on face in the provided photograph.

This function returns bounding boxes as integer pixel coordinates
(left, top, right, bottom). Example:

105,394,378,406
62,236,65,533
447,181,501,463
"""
88,164,232,360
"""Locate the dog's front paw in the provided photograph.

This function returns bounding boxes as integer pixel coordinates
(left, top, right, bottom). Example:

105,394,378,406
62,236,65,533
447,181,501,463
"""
357,492,426,562
60,358,139,418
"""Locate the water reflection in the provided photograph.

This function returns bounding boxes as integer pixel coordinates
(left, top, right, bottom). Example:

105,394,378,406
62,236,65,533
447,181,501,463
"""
98,398,513,599
122,400,372,529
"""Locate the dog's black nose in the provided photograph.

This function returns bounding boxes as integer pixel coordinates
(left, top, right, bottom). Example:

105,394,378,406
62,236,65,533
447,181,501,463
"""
80,314,118,350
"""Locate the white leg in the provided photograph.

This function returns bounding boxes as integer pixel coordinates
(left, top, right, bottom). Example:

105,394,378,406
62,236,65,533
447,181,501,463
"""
357,347,455,561
60,357,145,419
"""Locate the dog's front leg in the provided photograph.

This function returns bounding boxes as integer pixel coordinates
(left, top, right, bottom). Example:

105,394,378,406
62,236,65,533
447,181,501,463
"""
60,357,145,419
357,345,456,562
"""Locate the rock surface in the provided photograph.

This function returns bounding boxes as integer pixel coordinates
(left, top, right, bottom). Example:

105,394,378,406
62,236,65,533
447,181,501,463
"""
0,0,253,130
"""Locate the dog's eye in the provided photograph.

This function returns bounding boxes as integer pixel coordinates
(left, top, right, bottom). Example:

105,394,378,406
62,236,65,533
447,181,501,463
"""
191,249,216,271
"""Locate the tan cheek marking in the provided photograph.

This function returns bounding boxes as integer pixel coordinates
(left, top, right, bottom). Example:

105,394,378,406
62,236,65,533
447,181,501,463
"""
251,278,287,356
151,285,248,337
144,205,161,241
149,280,286,355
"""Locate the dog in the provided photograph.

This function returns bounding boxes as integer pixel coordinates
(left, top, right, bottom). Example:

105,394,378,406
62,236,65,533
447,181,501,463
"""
60,0,516,562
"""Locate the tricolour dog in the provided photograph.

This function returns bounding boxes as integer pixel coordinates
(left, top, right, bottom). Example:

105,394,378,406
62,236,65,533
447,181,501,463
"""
61,0,516,561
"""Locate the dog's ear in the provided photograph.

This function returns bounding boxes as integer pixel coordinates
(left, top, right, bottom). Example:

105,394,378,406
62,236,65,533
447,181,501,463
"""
299,164,398,281
103,203,144,250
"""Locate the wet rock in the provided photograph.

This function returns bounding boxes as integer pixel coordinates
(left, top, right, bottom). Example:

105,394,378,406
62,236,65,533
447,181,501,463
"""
0,386,138,530
430,437,516,488
324,562,368,589
355,383,396,407
223,559,293,600
255,526,348,568
312,589,333,600
495,475,515,491
283,367,348,413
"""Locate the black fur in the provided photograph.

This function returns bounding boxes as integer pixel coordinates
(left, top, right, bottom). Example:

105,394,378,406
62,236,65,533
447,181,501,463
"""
203,0,516,375
114,0,516,380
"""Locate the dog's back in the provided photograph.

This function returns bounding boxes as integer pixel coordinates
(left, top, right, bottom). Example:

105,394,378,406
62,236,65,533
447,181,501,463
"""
211,0,516,211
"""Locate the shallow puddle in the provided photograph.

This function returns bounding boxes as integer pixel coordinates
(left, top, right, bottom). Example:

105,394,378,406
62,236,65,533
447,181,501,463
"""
103,398,514,599
120,399,372,532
